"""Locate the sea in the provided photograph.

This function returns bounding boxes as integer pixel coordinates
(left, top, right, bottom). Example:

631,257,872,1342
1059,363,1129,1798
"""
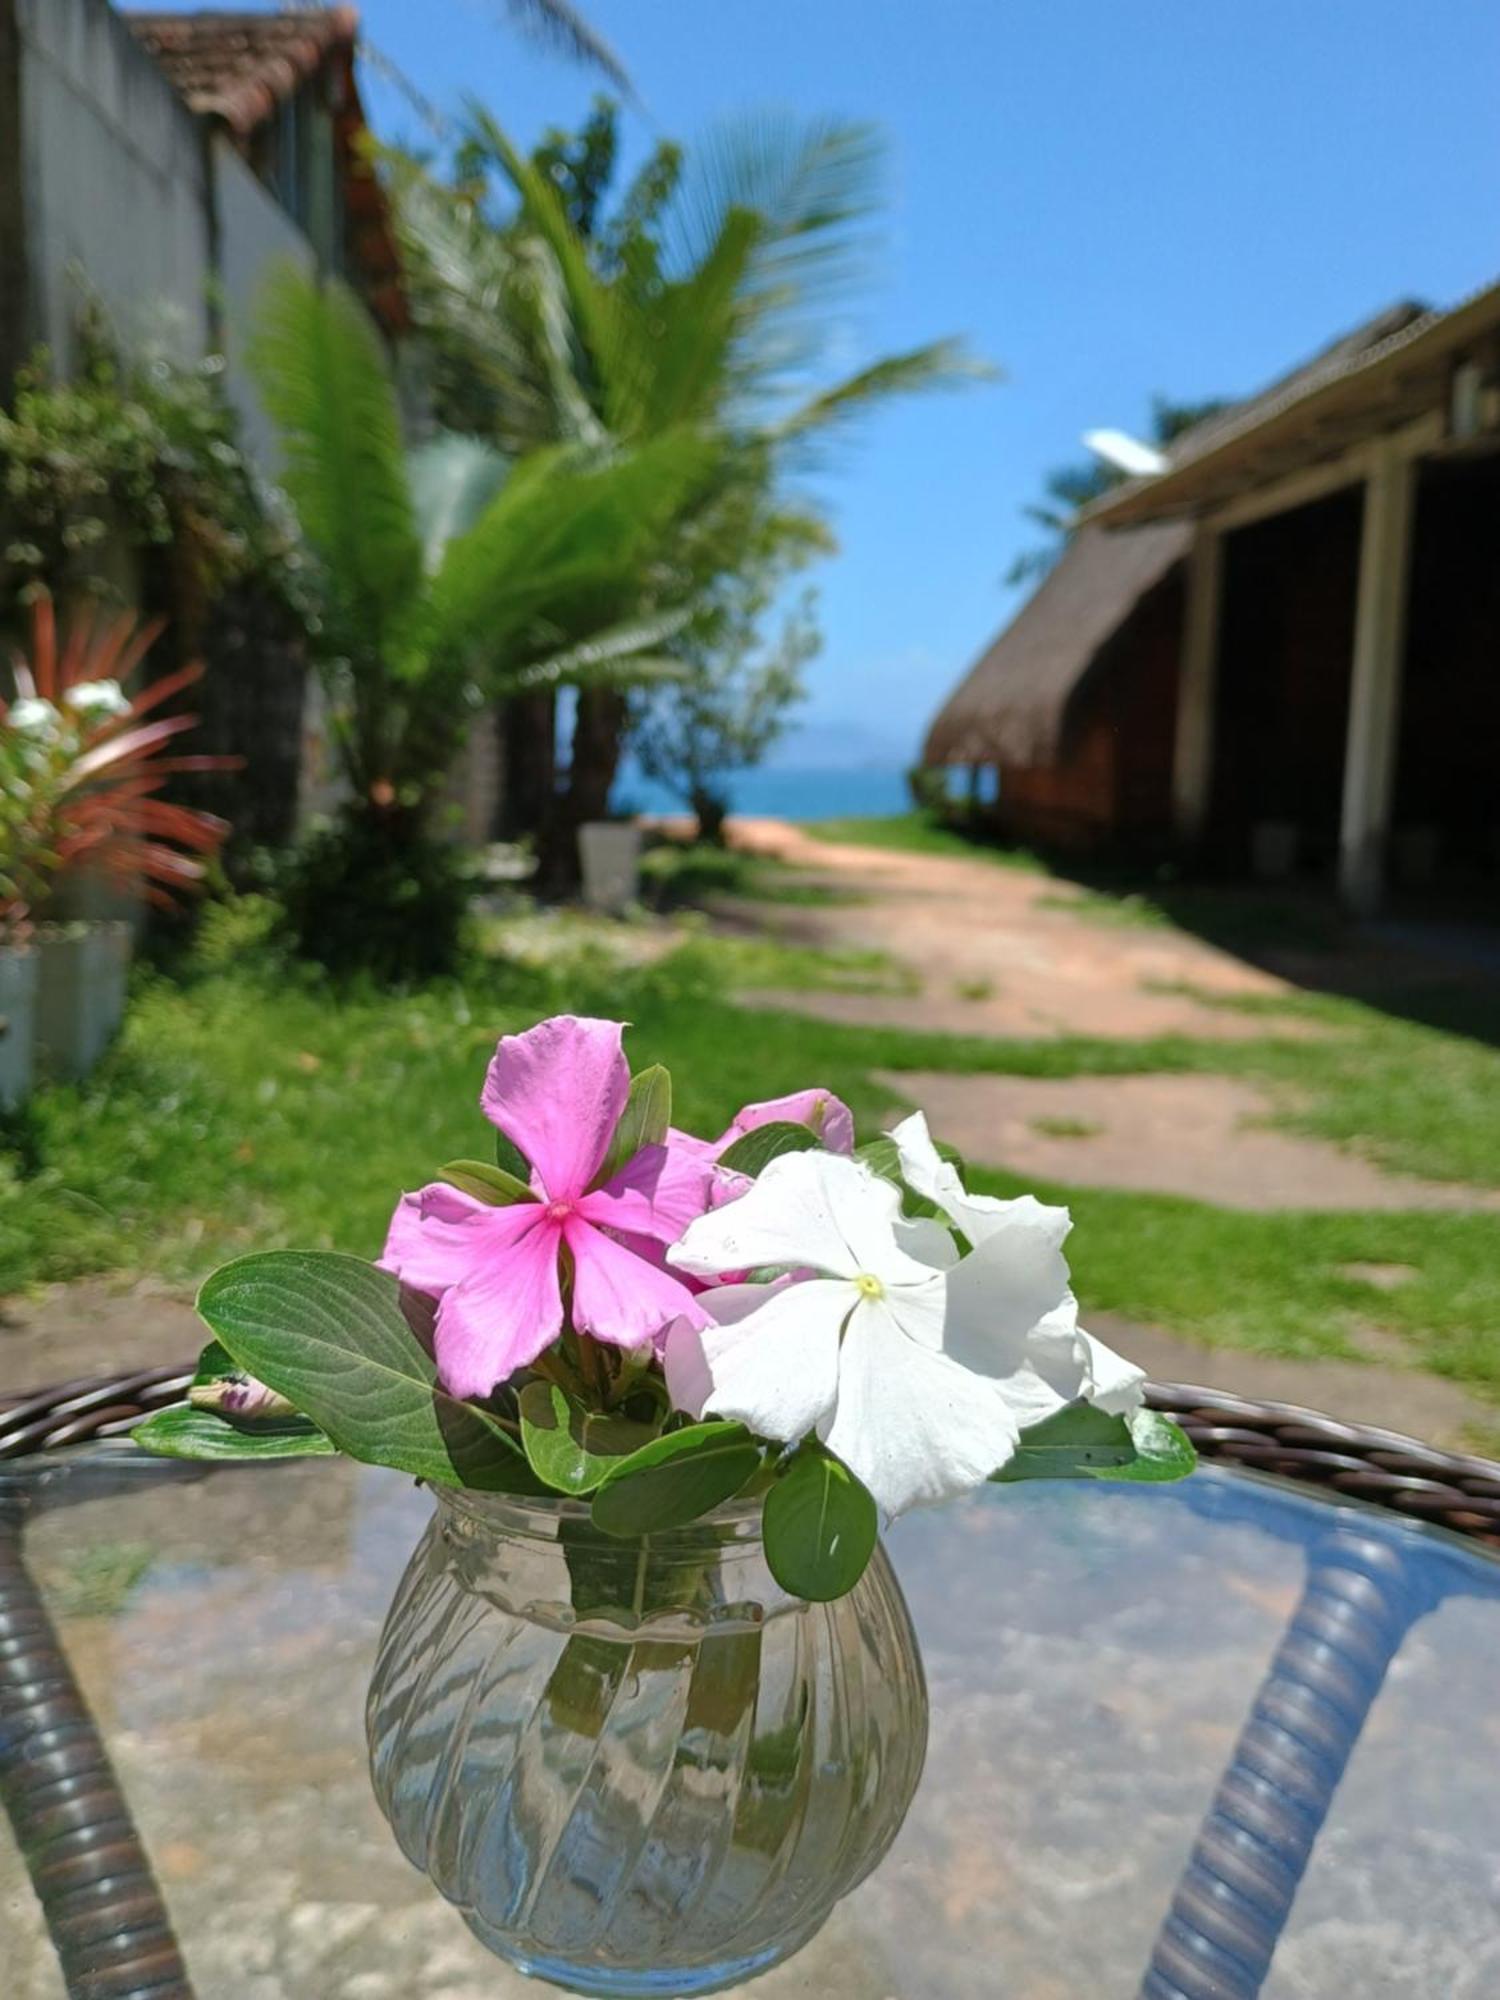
613,764,911,824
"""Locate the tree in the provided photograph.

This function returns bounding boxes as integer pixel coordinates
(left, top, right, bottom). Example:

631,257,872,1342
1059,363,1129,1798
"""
249,265,707,970
387,102,993,889
632,583,819,842
1006,394,1229,585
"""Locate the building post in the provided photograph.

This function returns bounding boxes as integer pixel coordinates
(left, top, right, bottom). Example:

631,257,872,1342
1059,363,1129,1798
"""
1338,438,1416,913
1171,520,1224,844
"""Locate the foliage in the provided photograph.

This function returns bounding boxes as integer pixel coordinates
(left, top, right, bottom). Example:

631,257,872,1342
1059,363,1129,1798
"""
631,586,818,839
248,264,713,965
272,816,476,982
0,596,234,937
384,100,992,878
0,309,306,616
1006,393,1229,586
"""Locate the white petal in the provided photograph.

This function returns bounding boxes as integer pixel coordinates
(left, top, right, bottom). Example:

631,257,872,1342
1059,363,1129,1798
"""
662,1316,715,1418
891,1111,1073,1253
690,1277,850,1445
893,1213,960,1272
1029,1302,1147,1417
941,1204,1074,1376
820,1297,1021,1518
881,1268,950,1351
670,1149,924,1285
949,1294,1148,1432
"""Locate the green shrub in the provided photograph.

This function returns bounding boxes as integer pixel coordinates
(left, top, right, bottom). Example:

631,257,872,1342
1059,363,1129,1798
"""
276,818,474,982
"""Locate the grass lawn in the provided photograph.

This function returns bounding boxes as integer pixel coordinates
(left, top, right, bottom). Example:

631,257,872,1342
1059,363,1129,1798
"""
3,901,1497,1409
805,812,1046,868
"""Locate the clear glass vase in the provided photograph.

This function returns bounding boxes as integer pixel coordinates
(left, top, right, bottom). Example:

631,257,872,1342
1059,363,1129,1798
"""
366,1485,929,1997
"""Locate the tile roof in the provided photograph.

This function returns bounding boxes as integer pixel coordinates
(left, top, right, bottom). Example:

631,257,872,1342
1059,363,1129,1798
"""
125,8,358,135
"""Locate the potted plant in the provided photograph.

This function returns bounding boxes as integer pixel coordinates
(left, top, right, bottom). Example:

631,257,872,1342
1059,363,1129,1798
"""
2,595,236,1081
0,735,38,1107
136,1013,1193,1995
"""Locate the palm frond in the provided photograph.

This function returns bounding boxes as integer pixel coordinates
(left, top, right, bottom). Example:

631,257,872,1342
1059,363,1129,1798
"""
776,338,1000,448
427,430,718,669
405,434,510,574
491,0,632,93
510,608,693,692
249,264,422,659
465,105,635,432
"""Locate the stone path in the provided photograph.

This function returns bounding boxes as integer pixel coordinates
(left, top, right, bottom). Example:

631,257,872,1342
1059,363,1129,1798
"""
877,1069,1500,1214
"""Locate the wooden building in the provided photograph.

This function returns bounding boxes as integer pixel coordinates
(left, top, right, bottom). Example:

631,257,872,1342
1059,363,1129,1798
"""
924,288,1500,907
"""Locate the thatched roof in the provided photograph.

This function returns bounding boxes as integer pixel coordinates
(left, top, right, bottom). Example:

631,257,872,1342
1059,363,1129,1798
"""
1087,285,1500,527
924,520,1190,768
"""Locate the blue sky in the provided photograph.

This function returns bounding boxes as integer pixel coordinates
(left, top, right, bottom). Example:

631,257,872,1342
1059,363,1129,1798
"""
346,0,1498,763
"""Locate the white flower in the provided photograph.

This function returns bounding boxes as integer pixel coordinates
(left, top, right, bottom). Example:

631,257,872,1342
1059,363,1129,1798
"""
890,1111,1145,1427
63,678,130,722
6,696,60,739
666,1148,1025,1518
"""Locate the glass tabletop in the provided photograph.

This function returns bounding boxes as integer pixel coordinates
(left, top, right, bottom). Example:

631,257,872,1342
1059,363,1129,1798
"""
2,1447,1498,2000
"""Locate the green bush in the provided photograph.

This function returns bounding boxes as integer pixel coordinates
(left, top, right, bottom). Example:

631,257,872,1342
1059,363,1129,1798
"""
276,818,474,983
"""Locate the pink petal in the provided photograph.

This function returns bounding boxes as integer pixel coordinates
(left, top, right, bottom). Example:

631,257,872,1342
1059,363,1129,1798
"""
432,1207,565,1397
716,1088,855,1157
480,1015,630,1201
564,1215,711,1350
577,1141,724,1244
378,1182,498,1298
664,1126,718,1162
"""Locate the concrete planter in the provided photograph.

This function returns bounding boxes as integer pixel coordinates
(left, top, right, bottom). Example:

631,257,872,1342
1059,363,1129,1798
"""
1250,820,1299,881
579,821,642,914
34,922,133,1081
0,945,38,1111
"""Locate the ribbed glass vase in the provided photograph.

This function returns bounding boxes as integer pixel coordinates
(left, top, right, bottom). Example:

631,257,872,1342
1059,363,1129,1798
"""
366,1485,928,1997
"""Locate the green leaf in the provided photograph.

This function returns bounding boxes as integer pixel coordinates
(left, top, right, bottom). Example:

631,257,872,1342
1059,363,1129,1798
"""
135,1336,337,1463
495,1129,531,1179
248,265,421,664
195,1251,542,1492
716,1121,822,1177
441,1158,534,1206
591,1421,763,1538
763,1444,877,1602
133,1404,336,1464
992,1403,1196,1485
594,1064,672,1187
518,1380,659,1496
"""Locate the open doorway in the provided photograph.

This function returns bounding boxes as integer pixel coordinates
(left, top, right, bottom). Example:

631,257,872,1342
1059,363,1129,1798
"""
1207,486,1365,879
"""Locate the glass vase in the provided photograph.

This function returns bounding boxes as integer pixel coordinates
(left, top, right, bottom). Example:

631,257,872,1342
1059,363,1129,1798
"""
366,1485,928,1996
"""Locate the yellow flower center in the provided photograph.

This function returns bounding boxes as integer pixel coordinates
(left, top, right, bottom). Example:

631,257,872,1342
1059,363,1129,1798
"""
853,1272,885,1301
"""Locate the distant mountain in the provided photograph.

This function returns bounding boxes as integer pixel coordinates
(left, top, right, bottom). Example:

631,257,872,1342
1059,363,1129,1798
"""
766,717,911,770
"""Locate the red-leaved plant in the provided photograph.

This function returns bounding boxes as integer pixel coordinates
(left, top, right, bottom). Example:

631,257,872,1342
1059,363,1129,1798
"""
1,595,238,939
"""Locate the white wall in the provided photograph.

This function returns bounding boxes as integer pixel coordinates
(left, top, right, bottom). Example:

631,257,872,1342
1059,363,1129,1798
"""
16,0,212,366
213,137,318,471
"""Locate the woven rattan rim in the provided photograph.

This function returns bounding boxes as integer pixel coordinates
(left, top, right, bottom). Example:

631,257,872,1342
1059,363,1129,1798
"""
1,1365,1497,1549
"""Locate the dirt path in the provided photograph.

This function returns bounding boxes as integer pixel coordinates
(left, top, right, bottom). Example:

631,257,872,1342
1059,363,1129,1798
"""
729,816,1300,1040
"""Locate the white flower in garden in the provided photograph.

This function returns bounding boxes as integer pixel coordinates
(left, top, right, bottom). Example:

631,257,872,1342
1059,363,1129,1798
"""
890,1111,1146,1426
666,1149,1026,1518
63,678,130,722
6,695,60,738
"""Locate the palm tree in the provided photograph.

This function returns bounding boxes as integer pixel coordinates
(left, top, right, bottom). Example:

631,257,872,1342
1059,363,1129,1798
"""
388,105,993,882
249,265,709,962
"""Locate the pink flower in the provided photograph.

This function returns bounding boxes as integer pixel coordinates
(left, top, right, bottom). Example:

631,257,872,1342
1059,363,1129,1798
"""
669,1087,856,1166
380,1017,717,1400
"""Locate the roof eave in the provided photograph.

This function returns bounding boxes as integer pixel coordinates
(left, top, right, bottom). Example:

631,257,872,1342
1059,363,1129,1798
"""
1084,277,1500,530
